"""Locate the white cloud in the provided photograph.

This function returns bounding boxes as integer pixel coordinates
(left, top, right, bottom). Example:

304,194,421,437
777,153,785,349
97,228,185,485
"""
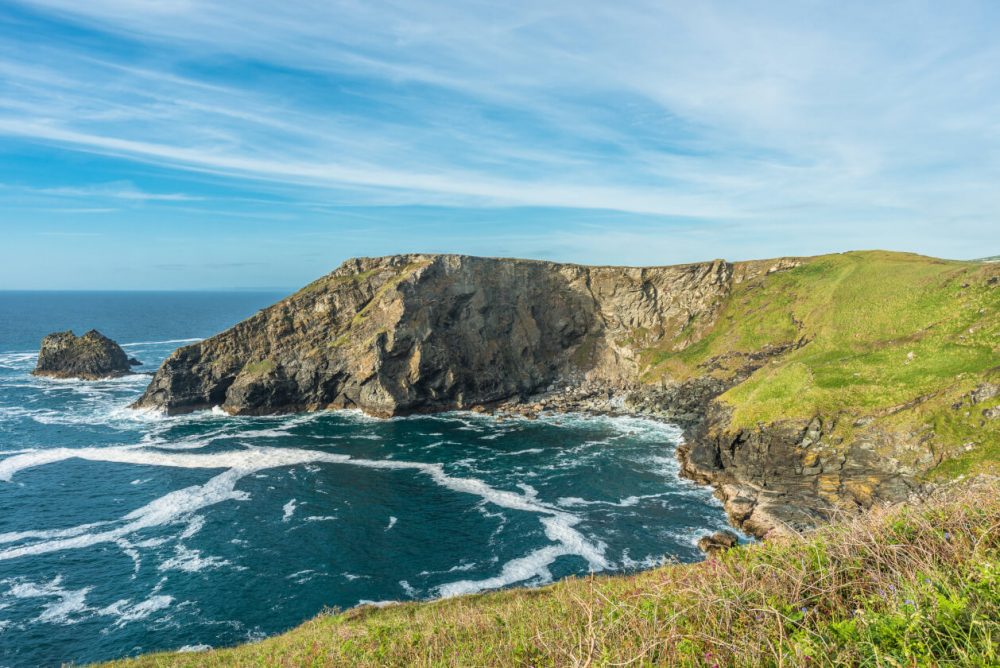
1,0,998,253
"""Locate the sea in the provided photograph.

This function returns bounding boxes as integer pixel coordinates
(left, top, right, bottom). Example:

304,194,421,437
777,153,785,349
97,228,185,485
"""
0,291,741,666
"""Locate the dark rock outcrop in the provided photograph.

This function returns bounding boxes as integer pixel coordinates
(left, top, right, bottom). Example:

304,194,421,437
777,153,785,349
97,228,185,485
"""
679,407,923,538
697,530,740,554
33,330,137,380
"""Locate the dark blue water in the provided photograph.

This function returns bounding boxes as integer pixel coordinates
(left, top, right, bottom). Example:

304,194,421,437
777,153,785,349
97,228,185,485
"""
0,292,739,667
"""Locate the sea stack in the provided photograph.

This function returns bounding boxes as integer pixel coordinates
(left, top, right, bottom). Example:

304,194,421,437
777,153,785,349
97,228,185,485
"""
33,329,140,380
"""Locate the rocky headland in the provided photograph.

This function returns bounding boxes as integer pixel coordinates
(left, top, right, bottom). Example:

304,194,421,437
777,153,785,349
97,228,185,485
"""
34,329,141,380
133,251,1000,539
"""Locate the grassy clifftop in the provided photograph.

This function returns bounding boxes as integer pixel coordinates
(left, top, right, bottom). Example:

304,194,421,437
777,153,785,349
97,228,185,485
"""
105,481,998,667
643,251,999,481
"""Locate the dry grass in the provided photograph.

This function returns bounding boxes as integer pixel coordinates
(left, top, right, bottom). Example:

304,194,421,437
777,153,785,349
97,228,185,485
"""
105,480,999,667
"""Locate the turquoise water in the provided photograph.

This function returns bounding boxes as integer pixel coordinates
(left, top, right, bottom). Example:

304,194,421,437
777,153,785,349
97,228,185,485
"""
0,292,739,667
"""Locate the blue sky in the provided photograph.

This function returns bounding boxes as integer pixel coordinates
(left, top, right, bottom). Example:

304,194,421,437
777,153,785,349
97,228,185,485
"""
1,1,998,289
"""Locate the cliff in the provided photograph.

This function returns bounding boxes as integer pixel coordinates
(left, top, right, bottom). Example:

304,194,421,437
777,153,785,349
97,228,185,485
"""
134,251,1000,536
133,254,740,416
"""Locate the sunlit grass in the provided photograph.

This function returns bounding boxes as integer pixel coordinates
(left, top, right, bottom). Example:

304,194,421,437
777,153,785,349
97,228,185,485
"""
642,251,1000,476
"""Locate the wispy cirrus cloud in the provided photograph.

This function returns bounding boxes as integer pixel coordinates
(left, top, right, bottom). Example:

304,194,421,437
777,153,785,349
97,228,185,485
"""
0,1,998,289
24,182,202,202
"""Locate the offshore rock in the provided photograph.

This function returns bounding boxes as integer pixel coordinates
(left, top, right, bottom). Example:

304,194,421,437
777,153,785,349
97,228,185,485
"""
33,330,137,380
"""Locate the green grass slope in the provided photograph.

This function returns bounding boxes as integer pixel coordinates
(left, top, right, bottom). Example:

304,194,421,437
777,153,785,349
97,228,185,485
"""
642,251,1000,479
104,482,998,667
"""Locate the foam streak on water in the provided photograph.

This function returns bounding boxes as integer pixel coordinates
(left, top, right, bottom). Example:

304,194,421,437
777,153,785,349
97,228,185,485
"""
0,443,610,587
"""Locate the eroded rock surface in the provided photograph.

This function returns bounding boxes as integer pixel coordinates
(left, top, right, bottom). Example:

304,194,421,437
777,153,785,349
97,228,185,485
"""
679,407,921,538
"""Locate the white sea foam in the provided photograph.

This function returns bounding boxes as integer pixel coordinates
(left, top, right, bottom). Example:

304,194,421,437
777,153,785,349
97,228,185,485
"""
0,442,610,598
438,545,567,597
0,466,250,561
177,643,212,653
282,499,298,522
159,545,230,573
496,447,544,455
116,538,143,575
31,374,149,387
619,550,670,570
0,352,37,371
0,520,111,546
303,515,337,522
121,338,202,347
4,576,93,625
556,492,672,509
100,595,174,627
418,560,478,576
437,501,607,597
179,515,205,539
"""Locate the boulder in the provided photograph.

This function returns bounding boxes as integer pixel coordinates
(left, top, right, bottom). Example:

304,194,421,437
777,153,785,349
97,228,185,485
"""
697,530,741,555
33,330,138,380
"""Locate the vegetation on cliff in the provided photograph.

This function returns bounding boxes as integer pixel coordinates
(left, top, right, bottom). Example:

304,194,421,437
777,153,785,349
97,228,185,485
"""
644,251,999,482
103,482,999,667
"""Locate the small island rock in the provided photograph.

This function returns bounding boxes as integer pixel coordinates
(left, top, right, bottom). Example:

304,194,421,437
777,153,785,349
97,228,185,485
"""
33,330,138,380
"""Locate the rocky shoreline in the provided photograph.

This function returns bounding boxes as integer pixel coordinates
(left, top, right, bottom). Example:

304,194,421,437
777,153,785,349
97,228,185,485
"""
461,381,918,541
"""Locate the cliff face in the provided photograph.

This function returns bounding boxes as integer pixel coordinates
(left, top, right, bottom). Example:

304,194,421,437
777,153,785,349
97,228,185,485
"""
134,251,1000,537
135,254,733,417
680,407,919,535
